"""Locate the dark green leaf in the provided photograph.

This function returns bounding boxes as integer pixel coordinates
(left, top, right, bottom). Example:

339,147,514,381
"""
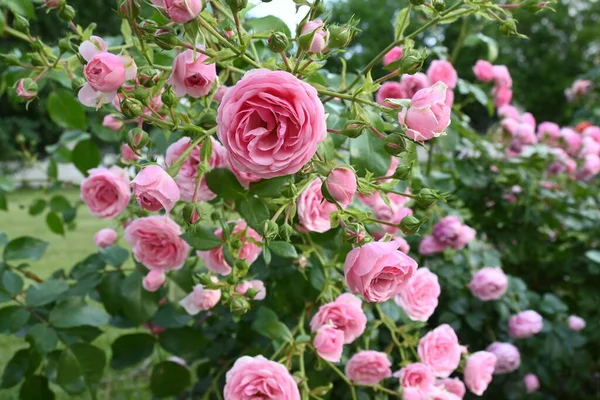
25,279,69,307
152,304,192,328
99,246,129,267
205,168,247,200
47,89,86,130
28,199,47,216
57,327,103,345
110,333,155,370
27,324,59,354
249,175,293,197
158,327,206,360
49,195,71,214
71,140,101,177
150,361,191,398
180,228,222,251
19,375,55,400
57,344,106,394
0,306,30,333
268,241,298,258
252,307,293,342
1,349,29,388
238,196,269,232
46,212,65,236
349,131,390,177
3,237,49,262
2,269,24,295
120,270,159,324
2,0,35,19
49,298,110,328
98,272,124,315
0,191,6,211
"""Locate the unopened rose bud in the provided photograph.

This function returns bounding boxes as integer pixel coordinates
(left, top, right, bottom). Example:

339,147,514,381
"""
235,259,249,274
120,98,145,118
44,0,64,8
325,167,357,205
314,1,326,15
416,188,440,208
261,220,279,240
58,38,73,54
161,87,178,108
59,5,76,21
280,182,297,198
340,122,365,138
393,162,413,181
400,215,426,235
499,18,519,36
102,114,123,131
29,53,45,67
328,25,354,49
154,29,180,50
231,297,250,314
197,273,213,286
132,87,148,105
15,78,38,100
344,223,366,244
226,0,248,12
182,204,199,224
14,15,30,34
143,270,166,292
397,49,424,74
299,20,329,53
127,127,149,151
138,66,158,87
267,32,289,53
433,0,445,11
384,133,407,155
279,223,293,241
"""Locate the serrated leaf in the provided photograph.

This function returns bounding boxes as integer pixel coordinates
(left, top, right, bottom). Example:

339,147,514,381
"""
267,241,298,258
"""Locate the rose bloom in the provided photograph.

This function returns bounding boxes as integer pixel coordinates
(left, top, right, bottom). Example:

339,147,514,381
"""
344,240,418,302
561,127,582,156
374,202,413,235
400,73,431,99
393,236,410,254
197,220,262,275
501,118,519,136
523,373,540,393
300,20,329,53
580,136,600,157
473,60,494,82
143,270,166,292
565,79,593,102
515,123,538,145
493,86,513,108
235,280,266,300
508,310,543,339
217,69,326,179
125,216,190,271
582,125,600,142
492,65,512,88
376,82,406,106
103,114,123,131
418,235,448,255
537,121,561,144
436,378,466,399
325,167,357,205
93,228,118,248
399,82,451,142
131,165,180,213
224,355,300,400
395,268,440,322
180,283,222,314
313,324,344,362
297,179,339,233
121,144,138,163
568,315,586,331
468,267,508,301
345,351,392,385
464,351,496,396
310,293,367,344
427,60,458,89
81,167,131,219
167,47,216,98
578,154,600,181
165,137,228,202
394,362,435,390
432,216,476,250
497,104,520,120
485,342,520,374
383,46,404,66
153,0,203,23
417,324,461,378
16,79,36,100
45,0,62,7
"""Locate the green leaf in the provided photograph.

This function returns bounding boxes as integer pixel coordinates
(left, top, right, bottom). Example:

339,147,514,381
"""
71,140,101,177
57,327,103,345
3,236,49,262
46,212,65,236
152,305,192,328
57,344,106,394
540,293,568,314
98,272,124,315
120,270,159,324
2,0,35,19
205,168,247,200
121,19,133,45
150,361,191,398
158,327,206,360
28,199,47,216
27,324,59,354
350,131,390,177
26,279,70,307
0,191,6,211
47,89,86,130
1,349,29,388
0,306,29,333
238,196,269,232
246,15,291,38
249,175,293,197
394,7,411,39
2,269,24,295
99,246,129,267
180,228,222,251
19,375,55,400
49,298,110,328
49,195,71,214
252,307,293,342
110,333,155,370
267,241,298,258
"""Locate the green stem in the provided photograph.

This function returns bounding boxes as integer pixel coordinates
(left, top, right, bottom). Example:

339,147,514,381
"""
316,88,384,109
450,17,469,63
3,26,32,43
322,357,357,400
370,184,418,199
426,140,435,177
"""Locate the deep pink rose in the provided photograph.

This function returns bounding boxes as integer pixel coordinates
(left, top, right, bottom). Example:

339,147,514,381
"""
103,114,123,131
395,267,440,322
376,82,405,106
161,0,203,23
81,167,131,219
125,215,190,271
427,60,458,89
180,283,221,314
326,167,357,205
468,267,508,301
94,228,118,248
143,270,166,292
464,351,496,396
344,241,417,302
197,220,262,275
418,235,447,255
561,127,582,156
167,47,216,98
436,378,466,399
399,73,431,99
492,65,512,88
398,82,451,142
217,69,326,179
121,144,138,163
44,0,62,7
568,315,586,331
235,280,266,300
300,20,329,53
582,126,600,142
493,86,513,108
537,121,561,143
523,373,539,393
393,236,410,254
394,362,435,390
310,293,367,344
508,310,543,339
473,60,494,82
131,165,180,212
313,324,344,362
417,324,461,378
383,46,403,66
485,342,520,374
16,79,37,100
224,355,300,400
345,351,392,385
497,105,519,120
297,179,339,233
84,52,126,93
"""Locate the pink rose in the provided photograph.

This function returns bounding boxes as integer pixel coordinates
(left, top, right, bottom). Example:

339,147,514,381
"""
537,121,561,143
464,351,496,396
93,228,118,248
344,241,417,302
568,315,586,331
213,85,229,103
394,362,435,390
492,65,512,88
497,105,519,120
310,293,367,344
165,137,228,202
345,351,392,385
485,342,520,374
520,112,536,128
217,69,326,179
180,283,221,314
393,236,410,254
81,167,131,219
417,324,461,378
226,157,262,189
565,79,593,102
383,46,404,66
161,0,203,23
473,60,494,82
493,86,513,108
167,47,216,98
395,267,440,322
297,179,339,233
400,73,431,99
300,20,329,53
398,82,451,142
16,79,37,100
427,60,458,89
560,128,582,156
235,280,266,300
580,137,600,157
376,82,406,106
436,378,466,399
313,324,344,362
582,126,600,142
445,89,455,108
121,144,138,163
578,154,600,180
197,220,262,275
143,270,166,292
102,114,123,131
373,197,413,235
468,267,508,301
508,310,543,339
515,123,537,145
432,216,475,250
523,373,539,393
326,167,357,205
224,355,300,400
131,165,180,212
44,0,62,7
125,215,190,271
501,118,519,136
418,235,447,255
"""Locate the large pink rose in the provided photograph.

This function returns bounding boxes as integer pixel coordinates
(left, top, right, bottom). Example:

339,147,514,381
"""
394,362,435,390
94,228,118,248
125,215,190,271
473,60,494,82
582,126,600,142
568,315,586,331
131,165,180,212
345,351,392,385
395,267,440,321
417,324,461,378
485,342,520,374
427,60,458,89
578,154,600,180
224,355,300,400
297,179,339,233
560,128,582,156
310,293,367,344
468,267,508,301
464,351,496,396
565,79,593,102
508,310,543,339
167,47,216,98
217,69,326,179
81,167,131,219
344,241,417,302
180,282,222,315
398,82,451,142
537,121,561,144
383,46,403,66
436,378,466,399
313,324,344,362
197,220,262,275
165,137,228,202
399,73,431,99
